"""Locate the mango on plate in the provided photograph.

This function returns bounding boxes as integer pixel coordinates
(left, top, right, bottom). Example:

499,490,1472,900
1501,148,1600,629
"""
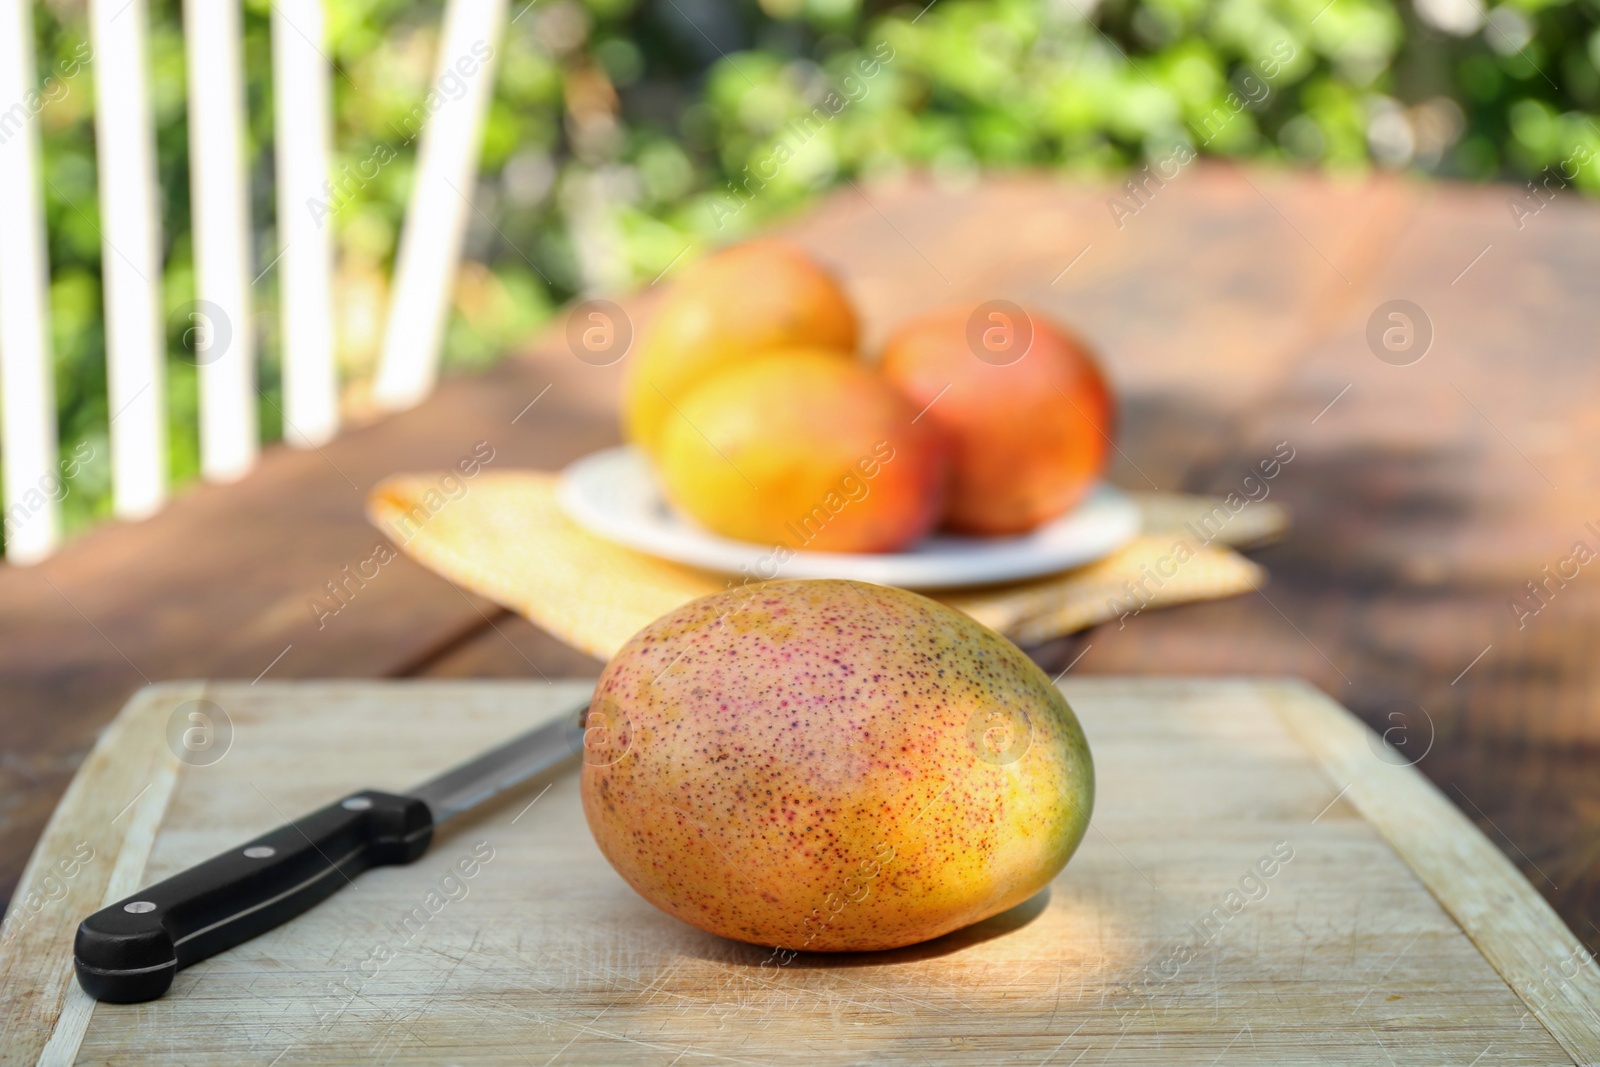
880,304,1114,536
656,350,949,553
624,241,858,455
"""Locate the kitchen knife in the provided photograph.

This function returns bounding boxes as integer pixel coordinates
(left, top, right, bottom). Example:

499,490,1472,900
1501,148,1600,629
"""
73,700,590,1003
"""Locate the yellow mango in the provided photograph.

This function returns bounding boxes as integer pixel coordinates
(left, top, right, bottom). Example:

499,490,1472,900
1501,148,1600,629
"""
580,579,1095,953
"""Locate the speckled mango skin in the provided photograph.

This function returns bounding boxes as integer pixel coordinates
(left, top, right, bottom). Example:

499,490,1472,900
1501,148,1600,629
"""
580,579,1094,953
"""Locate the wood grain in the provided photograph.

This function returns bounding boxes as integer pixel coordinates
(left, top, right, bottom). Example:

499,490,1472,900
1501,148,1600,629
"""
1,678,1592,1065
1265,680,1600,1065
0,682,197,1067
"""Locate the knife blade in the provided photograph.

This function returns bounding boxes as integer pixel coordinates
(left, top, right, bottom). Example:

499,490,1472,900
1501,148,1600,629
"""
73,700,590,1003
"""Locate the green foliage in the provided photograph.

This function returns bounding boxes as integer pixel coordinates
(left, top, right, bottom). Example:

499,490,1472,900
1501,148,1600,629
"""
12,0,1600,543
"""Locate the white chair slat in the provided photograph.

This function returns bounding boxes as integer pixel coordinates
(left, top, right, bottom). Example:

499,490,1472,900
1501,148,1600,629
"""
9,0,498,556
90,0,167,519
271,0,339,448
0,0,61,563
184,0,257,481
372,0,509,412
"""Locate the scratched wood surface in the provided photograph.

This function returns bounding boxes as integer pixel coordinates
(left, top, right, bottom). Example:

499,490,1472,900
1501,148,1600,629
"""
3,678,1597,1065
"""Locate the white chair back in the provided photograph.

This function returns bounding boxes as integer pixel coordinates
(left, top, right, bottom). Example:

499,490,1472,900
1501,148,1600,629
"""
0,0,506,563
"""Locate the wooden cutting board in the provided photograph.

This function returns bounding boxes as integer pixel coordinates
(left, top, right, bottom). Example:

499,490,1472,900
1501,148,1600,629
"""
3,677,1599,1066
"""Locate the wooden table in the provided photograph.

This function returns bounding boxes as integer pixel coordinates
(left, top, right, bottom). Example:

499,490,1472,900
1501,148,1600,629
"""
4,163,1598,960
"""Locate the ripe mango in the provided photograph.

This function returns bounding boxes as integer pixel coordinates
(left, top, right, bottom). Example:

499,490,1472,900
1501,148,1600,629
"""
579,579,1095,953
624,241,858,455
880,304,1114,535
655,350,949,553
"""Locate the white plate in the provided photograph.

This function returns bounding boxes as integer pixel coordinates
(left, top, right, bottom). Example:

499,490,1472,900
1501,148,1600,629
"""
557,446,1141,590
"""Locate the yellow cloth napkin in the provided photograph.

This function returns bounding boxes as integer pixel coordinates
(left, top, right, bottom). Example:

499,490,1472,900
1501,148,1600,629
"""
367,471,1281,662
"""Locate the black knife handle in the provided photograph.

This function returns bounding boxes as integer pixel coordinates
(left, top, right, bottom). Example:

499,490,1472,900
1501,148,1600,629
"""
74,790,432,1002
